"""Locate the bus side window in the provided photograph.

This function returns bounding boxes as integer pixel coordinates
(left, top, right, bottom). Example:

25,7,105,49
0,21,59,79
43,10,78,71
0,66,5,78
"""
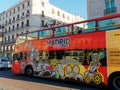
13,53,21,62
42,51,49,60
65,51,71,60
48,51,55,59
19,52,24,60
13,53,17,61
84,53,89,65
56,51,65,60
39,51,43,59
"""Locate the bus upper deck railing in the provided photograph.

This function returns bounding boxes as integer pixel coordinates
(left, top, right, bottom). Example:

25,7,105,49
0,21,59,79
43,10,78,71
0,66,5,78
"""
16,13,120,44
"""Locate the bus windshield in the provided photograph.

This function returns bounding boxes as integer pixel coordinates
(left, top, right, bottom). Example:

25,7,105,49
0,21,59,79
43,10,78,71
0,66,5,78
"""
15,34,26,45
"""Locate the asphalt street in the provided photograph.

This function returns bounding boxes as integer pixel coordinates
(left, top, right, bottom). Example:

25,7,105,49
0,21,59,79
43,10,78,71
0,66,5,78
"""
0,69,107,90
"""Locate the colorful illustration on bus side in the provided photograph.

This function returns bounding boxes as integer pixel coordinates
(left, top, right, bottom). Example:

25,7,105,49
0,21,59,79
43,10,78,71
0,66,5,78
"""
84,53,103,84
21,40,106,86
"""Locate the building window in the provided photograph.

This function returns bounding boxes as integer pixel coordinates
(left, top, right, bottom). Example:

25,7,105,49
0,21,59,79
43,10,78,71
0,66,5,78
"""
27,10,30,14
105,0,110,9
62,13,65,18
22,12,24,16
9,27,11,32
9,19,11,24
8,36,10,41
26,10,30,16
5,37,6,41
5,28,7,33
41,2,44,7
12,25,15,31
28,1,30,6
22,4,24,9
6,13,8,17
5,20,7,25
105,0,116,14
17,15,20,20
105,0,115,9
52,8,54,14
41,20,44,26
57,11,60,16
18,7,20,11
9,11,11,16
21,12,25,18
2,16,4,20
41,11,45,17
67,16,69,20
21,22,24,28
12,35,14,40
17,24,19,30
26,20,29,26
14,9,15,13
12,17,15,22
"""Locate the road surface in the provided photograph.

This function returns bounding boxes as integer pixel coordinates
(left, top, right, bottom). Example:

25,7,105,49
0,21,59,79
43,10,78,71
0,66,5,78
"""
0,69,107,90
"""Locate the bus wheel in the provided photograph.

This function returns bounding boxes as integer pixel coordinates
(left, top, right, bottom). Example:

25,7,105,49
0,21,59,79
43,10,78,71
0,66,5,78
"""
25,66,33,76
108,72,120,90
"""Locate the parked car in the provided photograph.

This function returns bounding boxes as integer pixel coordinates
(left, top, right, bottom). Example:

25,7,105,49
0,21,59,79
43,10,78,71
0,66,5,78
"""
0,58,8,69
0,58,12,69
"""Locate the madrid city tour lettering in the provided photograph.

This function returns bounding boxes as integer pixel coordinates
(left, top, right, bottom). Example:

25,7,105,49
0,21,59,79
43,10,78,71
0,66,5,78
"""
47,38,70,48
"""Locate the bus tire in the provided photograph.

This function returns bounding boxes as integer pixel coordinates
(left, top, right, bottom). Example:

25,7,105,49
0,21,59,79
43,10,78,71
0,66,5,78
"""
25,66,33,76
108,72,120,90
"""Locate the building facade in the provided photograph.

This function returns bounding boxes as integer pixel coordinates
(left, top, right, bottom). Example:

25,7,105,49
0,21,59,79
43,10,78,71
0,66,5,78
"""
0,0,84,59
87,0,120,19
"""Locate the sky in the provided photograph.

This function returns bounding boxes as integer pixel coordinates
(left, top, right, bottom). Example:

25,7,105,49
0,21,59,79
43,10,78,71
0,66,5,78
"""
0,0,87,19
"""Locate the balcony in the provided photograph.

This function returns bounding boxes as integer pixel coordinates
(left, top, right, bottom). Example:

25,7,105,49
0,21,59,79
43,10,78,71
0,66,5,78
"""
1,39,15,45
104,7,117,15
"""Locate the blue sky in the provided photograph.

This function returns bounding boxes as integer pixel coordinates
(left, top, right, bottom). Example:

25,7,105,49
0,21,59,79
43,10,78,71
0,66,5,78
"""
50,0,87,19
0,0,87,19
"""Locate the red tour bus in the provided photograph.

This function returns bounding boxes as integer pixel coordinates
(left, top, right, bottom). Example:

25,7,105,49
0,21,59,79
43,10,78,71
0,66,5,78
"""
12,13,120,90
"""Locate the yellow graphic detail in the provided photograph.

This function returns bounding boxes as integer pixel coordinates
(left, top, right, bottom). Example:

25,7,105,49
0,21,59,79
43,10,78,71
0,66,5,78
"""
106,30,120,76
84,76,91,84
84,53,104,84
93,73,102,84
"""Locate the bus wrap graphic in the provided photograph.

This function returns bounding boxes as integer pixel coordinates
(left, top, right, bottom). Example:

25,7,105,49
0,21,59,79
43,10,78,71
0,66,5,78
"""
106,30,120,76
12,14,120,90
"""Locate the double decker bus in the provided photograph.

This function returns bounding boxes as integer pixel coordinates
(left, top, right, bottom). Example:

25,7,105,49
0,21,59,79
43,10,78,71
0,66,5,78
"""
12,13,120,90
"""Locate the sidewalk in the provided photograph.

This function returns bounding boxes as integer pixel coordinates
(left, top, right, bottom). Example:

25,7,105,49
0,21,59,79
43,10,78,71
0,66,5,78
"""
0,77,77,90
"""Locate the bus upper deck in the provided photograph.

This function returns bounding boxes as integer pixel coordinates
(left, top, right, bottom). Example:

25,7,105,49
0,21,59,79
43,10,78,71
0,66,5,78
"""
16,13,120,45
